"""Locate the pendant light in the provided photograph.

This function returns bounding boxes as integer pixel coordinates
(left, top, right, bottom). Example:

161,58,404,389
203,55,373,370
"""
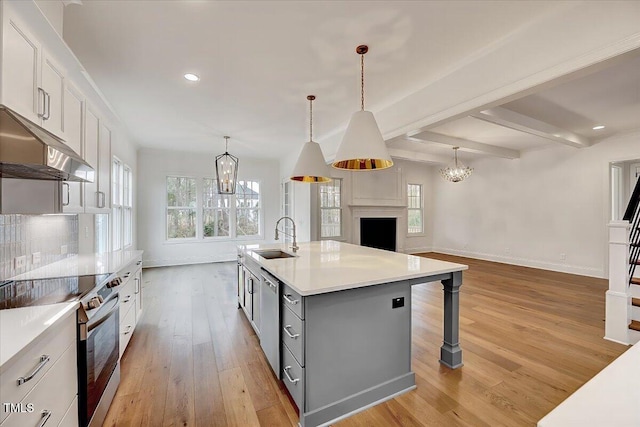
291,95,332,183
332,45,393,171
440,147,473,182
215,136,239,194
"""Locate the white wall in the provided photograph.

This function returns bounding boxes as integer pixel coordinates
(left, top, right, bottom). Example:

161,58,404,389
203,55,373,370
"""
281,151,435,253
138,148,280,266
432,130,640,278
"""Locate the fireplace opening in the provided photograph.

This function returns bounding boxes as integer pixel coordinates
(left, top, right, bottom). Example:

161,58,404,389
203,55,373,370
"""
360,218,396,252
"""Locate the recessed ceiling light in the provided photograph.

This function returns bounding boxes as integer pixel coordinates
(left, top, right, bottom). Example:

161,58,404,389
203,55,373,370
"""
592,125,605,130
184,73,200,82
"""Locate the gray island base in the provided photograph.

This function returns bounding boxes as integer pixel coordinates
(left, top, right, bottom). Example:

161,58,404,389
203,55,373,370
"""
238,241,467,427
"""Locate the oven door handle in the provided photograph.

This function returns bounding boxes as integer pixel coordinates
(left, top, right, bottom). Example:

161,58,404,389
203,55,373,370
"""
86,293,120,333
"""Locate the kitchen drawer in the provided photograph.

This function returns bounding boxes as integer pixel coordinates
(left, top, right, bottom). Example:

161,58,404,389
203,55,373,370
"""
57,396,78,427
0,314,75,423
282,283,304,320
1,342,77,427
119,302,136,358
118,279,136,324
282,305,304,367
282,344,304,411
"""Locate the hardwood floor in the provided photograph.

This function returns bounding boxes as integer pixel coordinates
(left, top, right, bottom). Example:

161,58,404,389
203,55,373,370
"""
103,254,627,427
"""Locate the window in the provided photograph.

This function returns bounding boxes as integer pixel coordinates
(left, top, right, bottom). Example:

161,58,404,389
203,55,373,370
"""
407,183,423,234
112,158,123,250
123,166,133,247
320,179,342,239
282,181,294,243
236,180,261,237
203,178,231,237
167,177,197,239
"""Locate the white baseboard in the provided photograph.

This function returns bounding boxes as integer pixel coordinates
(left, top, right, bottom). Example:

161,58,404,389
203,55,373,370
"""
432,247,605,278
404,247,433,255
143,256,235,268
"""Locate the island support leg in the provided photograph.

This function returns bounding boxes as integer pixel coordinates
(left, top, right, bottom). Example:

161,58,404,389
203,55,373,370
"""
440,271,463,369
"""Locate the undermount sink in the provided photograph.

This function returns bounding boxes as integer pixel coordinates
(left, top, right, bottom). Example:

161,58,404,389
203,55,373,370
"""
254,249,296,259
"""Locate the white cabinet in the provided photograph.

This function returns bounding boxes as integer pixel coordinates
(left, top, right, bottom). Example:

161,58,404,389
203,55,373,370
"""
1,10,67,139
40,51,65,138
1,13,41,123
118,255,143,357
62,82,85,213
0,313,77,427
84,105,111,213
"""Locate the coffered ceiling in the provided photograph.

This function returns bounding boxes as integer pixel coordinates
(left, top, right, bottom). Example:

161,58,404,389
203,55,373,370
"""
61,1,640,163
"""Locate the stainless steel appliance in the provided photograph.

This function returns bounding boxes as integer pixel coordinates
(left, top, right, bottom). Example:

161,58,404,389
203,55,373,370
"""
77,273,122,427
260,269,280,376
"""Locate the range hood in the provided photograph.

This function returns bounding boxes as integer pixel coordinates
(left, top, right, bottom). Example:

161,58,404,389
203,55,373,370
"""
0,105,94,182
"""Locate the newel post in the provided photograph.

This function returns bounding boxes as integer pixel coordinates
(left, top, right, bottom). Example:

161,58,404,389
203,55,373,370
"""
605,220,631,344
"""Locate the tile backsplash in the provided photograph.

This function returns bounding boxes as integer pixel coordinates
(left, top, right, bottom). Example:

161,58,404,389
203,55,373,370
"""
0,215,78,281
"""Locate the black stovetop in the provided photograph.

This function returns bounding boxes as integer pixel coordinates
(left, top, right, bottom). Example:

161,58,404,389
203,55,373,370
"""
0,273,111,310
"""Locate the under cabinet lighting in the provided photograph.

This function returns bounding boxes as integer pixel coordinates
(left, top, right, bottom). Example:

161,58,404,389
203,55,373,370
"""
592,125,605,130
184,73,200,82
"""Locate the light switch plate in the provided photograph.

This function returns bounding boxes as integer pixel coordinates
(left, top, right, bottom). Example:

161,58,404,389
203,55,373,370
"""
14,255,26,269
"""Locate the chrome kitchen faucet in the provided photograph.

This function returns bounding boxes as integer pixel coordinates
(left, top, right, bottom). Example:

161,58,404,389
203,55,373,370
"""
274,216,298,253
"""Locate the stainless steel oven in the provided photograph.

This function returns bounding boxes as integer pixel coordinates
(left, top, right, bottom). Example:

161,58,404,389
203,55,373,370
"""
78,276,121,427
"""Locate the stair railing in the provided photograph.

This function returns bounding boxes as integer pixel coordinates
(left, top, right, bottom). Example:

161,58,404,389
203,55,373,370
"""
624,175,640,281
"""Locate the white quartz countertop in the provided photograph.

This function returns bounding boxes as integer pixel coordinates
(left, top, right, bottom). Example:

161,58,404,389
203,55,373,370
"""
537,341,640,427
0,302,78,372
8,249,144,281
239,241,467,296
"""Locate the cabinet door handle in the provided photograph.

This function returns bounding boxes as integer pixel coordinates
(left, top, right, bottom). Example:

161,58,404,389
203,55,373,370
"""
122,295,132,303
36,410,52,427
62,182,70,206
136,260,142,266
17,355,50,385
134,278,140,294
97,191,106,208
44,91,51,120
248,278,254,294
124,325,133,335
37,87,46,118
283,294,299,305
283,325,300,339
283,366,300,384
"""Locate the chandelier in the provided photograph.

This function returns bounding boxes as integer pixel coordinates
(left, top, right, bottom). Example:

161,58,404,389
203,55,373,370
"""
440,147,473,182
215,136,239,194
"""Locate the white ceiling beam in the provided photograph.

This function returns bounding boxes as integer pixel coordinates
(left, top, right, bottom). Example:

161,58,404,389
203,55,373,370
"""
471,106,591,148
387,148,450,165
410,131,520,159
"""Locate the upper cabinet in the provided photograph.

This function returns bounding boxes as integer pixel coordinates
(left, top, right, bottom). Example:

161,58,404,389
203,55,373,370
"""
62,82,85,213
1,12,66,139
84,104,111,213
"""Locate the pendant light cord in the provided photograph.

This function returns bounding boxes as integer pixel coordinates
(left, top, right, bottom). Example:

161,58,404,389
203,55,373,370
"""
361,53,365,111
225,136,229,153
309,97,313,141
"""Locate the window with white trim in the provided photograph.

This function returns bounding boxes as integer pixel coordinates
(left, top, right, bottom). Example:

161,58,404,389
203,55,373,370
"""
203,178,231,238
123,165,133,247
319,179,342,239
112,158,123,250
407,183,423,234
236,180,261,237
167,176,197,239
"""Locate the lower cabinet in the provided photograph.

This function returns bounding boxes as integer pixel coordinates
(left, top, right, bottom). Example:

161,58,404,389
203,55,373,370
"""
0,314,77,427
117,255,143,357
239,258,261,335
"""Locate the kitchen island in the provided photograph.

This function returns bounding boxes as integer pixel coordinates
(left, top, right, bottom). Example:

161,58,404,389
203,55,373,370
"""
238,240,468,427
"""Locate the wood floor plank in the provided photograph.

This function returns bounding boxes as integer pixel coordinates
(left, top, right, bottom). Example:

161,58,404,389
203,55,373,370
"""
104,256,628,427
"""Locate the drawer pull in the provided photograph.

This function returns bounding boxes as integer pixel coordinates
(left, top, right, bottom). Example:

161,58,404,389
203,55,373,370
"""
36,410,52,427
283,366,300,384
283,325,300,339
283,294,299,305
124,325,133,335
122,295,132,303
136,261,142,266
17,355,50,385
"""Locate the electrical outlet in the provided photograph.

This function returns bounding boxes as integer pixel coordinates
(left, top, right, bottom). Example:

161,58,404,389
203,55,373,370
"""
560,253,566,261
14,256,26,269
60,245,68,255
32,252,41,264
